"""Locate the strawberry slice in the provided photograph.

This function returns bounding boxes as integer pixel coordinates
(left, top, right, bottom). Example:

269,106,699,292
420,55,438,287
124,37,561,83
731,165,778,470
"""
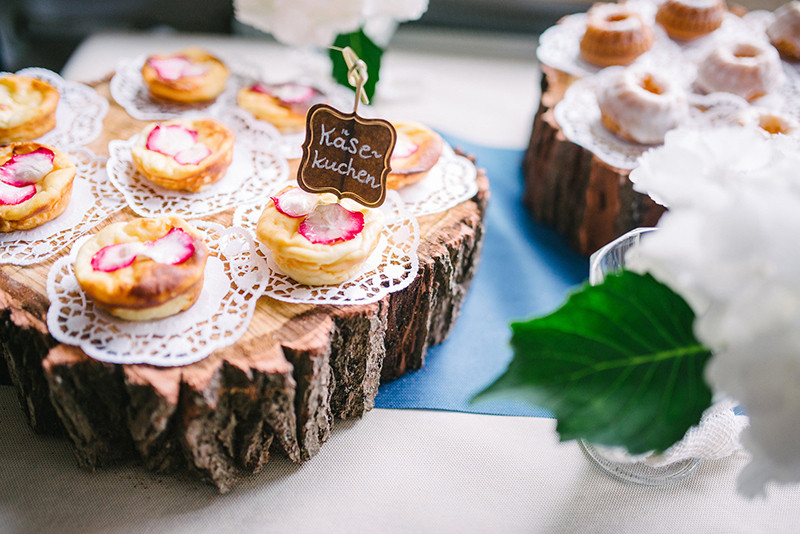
174,144,212,165
91,242,145,272
0,148,55,186
391,135,419,160
90,227,196,272
272,187,320,218
149,56,209,81
252,82,315,104
299,203,365,244
146,124,198,156
0,180,35,205
146,124,211,165
142,227,196,264
250,83,272,95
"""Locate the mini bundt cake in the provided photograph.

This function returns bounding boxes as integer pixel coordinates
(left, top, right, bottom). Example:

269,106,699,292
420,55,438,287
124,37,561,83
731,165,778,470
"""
766,1,800,61
656,0,726,41
580,3,655,67
735,107,799,137
597,67,690,145
695,39,784,101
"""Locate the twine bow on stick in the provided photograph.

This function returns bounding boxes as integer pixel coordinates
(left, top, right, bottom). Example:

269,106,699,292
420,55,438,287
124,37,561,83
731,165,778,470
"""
331,46,370,114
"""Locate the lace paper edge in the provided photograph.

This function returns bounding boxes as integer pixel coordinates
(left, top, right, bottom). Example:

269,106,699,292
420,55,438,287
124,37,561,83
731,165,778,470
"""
232,189,422,306
105,124,289,219
0,149,126,265
45,221,268,367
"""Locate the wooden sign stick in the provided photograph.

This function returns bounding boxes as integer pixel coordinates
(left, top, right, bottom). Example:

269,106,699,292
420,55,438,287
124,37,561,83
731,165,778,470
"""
297,47,396,208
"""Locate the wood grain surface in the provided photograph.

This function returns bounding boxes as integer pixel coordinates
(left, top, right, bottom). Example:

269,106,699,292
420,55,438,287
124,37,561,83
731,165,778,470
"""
0,78,489,491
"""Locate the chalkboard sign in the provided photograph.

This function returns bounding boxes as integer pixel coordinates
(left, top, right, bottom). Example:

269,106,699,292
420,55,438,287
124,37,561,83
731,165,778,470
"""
298,103,396,208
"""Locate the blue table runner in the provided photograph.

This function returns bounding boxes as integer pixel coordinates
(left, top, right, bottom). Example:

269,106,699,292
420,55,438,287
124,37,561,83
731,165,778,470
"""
375,134,588,417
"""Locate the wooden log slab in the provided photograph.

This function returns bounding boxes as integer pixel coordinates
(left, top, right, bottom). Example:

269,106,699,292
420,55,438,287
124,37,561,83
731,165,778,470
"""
522,65,666,257
0,78,489,492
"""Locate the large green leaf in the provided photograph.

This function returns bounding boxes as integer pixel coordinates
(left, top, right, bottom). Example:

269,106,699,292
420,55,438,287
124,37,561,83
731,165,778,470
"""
330,29,383,102
474,271,713,455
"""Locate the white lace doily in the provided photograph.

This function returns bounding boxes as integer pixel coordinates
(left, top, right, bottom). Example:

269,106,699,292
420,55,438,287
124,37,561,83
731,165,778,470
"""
395,143,479,218
772,63,800,120
109,55,261,121
536,1,684,79
274,131,305,160
232,185,420,306
554,68,767,170
46,221,269,367
0,149,125,265
592,400,748,468
3,68,108,149
106,108,287,218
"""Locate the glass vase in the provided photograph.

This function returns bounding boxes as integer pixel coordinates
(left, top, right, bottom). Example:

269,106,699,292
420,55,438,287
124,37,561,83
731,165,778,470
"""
580,227,702,485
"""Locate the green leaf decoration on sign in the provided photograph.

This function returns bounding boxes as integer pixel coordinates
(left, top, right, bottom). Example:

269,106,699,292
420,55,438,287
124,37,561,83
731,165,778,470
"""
474,271,713,455
330,29,383,102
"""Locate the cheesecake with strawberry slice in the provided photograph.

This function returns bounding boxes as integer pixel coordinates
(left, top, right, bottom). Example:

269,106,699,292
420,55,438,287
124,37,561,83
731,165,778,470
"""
74,216,208,321
387,121,443,189
237,81,327,134
131,118,235,192
0,142,76,232
141,47,229,104
256,185,384,285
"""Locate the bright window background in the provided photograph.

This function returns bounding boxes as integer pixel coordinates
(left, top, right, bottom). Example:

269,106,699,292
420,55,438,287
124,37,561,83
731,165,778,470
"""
3,0,786,73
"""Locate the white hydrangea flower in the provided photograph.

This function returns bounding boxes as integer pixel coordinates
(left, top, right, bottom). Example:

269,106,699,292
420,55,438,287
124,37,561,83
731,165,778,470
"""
629,127,800,210
234,0,364,48
234,0,429,48
363,0,429,21
629,127,800,496
707,330,800,498
361,0,429,46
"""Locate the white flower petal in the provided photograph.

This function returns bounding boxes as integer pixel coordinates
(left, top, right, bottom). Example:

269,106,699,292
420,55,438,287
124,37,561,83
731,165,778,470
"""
636,126,800,494
632,143,708,208
234,0,366,48
706,332,800,497
363,0,429,21
234,0,428,48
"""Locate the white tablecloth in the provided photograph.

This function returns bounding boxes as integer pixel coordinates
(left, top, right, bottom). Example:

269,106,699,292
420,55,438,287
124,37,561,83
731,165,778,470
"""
3,28,800,533
3,386,800,534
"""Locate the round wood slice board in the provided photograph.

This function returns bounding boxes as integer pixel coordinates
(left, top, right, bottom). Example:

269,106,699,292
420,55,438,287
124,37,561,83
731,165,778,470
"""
0,77,489,492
